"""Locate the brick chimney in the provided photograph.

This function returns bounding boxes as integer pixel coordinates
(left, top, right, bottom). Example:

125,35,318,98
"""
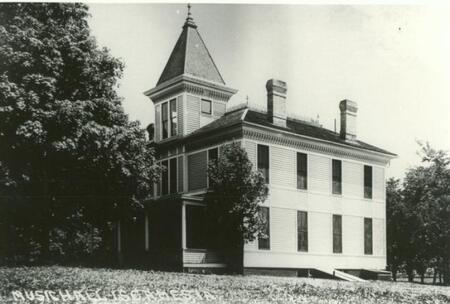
266,79,287,128
339,99,358,141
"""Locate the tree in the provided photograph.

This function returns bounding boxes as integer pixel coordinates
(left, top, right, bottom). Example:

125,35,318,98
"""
386,177,406,281
414,143,450,285
0,3,158,264
387,142,450,285
402,165,433,283
205,142,268,273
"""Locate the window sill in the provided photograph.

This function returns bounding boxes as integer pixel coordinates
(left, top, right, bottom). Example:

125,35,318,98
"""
184,248,208,252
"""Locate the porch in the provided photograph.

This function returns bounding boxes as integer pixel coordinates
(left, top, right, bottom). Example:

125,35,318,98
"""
181,196,227,271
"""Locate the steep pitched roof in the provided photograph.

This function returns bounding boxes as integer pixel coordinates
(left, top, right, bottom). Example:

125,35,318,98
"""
157,12,225,86
185,107,396,157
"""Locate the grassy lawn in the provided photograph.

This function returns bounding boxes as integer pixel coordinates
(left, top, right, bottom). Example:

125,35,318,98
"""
0,266,449,303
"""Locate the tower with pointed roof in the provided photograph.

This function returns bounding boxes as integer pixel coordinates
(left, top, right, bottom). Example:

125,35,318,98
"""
145,5,237,143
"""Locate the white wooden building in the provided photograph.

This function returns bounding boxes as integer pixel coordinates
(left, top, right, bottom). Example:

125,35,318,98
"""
136,8,396,278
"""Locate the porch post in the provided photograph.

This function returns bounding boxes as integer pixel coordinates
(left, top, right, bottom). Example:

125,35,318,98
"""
117,219,122,253
144,211,149,251
182,201,186,249
117,219,123,265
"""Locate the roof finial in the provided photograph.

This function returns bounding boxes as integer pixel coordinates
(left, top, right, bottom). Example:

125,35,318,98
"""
184,3,197,29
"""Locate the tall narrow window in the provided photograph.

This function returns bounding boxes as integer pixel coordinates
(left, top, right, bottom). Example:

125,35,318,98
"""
170,99,177,137
332,159,342,195
161,102,169,139
297,211,308,252
161,160,169,195
257,144,269,184
364,218,373,255
364,165,373,199
297,152,308,190
333,214,342,253
258,207,270,250
169,158,177,194
201,99,212,114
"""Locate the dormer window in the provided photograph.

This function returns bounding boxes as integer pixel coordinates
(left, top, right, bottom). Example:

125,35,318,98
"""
201,99,212,115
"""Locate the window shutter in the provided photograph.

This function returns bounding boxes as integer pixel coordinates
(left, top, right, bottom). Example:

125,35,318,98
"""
332,159,342,194
297,211,308,252
188,151,207,191
155,104,161,142
364,165,373,199
258,207,270,250
257,144,270,184
297,153,308,190
169,158,177,194
177,95,183,135
177,156,184,193
161,160,169,195
364,218,373,254
333,214,342,253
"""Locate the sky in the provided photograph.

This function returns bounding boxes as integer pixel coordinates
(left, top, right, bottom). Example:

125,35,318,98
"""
88,3,450,179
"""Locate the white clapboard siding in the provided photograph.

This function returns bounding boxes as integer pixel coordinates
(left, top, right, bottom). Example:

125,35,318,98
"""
213,101,226,117
308,212,332,254
343,216,363,256
183,251,206,264
244,239,257,251
244,140,257,168
373,218,385,256
271,207,297,252
186,95,200,134
270,146,296,188
188,151,207,191
183,251,222,264
308,154,330,194
242,139,260,251
200,113,214,128
373,166,385,200
343,161,363,198
155,104,161,142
